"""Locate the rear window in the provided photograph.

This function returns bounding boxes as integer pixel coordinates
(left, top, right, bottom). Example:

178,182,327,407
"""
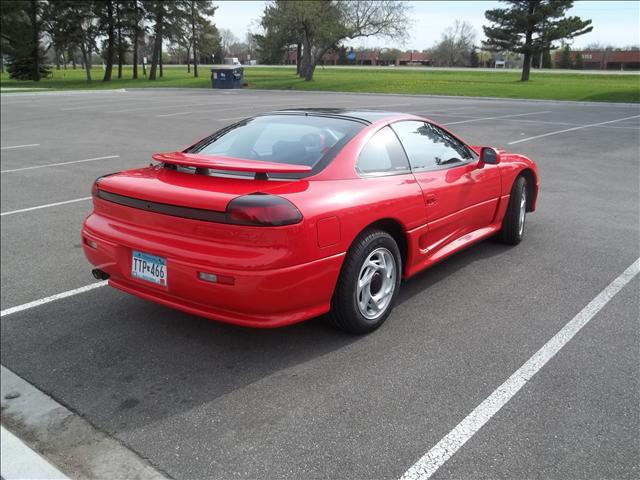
190,115,365,170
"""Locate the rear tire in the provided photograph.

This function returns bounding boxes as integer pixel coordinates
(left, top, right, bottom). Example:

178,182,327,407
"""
497,175,527,245
328,229,401,334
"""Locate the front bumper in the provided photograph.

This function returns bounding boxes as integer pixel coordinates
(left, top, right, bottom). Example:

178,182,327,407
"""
82,226,344,328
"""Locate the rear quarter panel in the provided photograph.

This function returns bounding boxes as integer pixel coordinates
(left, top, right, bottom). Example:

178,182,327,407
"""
279,175,426,263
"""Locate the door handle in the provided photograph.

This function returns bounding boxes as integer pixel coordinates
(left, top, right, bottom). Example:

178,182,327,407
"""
425,194,437,206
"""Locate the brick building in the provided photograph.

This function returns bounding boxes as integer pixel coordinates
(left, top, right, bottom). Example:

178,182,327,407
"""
555,50,640,70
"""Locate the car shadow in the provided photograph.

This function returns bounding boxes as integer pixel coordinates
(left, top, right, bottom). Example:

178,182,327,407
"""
0,239,511,436
396,238,510,306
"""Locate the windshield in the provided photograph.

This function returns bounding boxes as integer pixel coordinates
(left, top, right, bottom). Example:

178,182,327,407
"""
190,114,365,170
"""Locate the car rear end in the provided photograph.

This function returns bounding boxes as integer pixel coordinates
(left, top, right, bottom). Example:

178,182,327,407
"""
81,114,365,327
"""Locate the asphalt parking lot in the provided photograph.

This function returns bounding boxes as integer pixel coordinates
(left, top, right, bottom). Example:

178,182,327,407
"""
1,88,638,479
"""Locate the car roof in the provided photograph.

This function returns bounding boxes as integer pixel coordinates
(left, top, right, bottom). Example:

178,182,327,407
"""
261,108,411,124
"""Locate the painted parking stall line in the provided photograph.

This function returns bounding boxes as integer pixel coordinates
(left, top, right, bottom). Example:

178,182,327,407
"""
400,258,640,480
0,281,108,317
1,155,119,173
443,110,552,126
508,114,640,145
1,197,91,216
0,143,40,150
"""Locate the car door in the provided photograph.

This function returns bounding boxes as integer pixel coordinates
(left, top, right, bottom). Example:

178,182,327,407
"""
391,120,501,253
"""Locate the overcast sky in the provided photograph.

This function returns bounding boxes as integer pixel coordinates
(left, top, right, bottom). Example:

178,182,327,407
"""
214,0,640,50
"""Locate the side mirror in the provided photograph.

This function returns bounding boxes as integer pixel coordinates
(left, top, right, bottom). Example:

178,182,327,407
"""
479,147,500,166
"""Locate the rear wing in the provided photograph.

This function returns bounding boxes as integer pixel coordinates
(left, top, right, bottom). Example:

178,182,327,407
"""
152,152,312,179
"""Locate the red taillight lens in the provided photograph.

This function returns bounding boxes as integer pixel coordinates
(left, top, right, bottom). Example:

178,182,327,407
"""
226,194,302,227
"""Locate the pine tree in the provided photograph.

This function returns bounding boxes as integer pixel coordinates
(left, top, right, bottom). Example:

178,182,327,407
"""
559,44,573,69
1,0,51,81
573,50,584,69
470,47,479,68
483,0,592,81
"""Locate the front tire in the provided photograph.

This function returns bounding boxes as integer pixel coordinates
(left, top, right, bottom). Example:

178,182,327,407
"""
328,229,402,334
497,175,527,245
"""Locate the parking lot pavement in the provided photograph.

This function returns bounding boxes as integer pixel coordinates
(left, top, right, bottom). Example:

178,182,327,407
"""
1,89,639,479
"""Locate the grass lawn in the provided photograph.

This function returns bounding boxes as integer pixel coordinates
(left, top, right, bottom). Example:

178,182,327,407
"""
1,65,638,102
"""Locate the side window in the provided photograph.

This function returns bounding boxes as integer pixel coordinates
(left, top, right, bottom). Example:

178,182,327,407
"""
356,126,410,175
391,121,474,171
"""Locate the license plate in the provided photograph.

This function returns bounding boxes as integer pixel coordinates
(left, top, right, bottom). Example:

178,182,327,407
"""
132,251,167,286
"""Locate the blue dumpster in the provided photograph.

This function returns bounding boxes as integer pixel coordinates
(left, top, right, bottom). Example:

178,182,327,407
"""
211,66,244,89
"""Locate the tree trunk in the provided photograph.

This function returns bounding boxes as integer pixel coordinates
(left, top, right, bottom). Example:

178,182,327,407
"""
149,2,164,81
103,0,115,81
521,51,532,81
132,2,139,79
193,41,198,77
54,48,60,70
520,2,535,81
61,51,67,70
296,43,301,75
300,35,315,81
187,44,191,73
80,44,92,82
29,0,40,81
191,3,198,77
69,48,76,69
116,2,123,79
159,42,163,77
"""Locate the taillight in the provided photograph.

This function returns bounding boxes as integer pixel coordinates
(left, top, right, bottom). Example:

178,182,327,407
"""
226,194,302,226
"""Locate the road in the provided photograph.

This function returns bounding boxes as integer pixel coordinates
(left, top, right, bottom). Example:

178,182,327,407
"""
1,88,639,479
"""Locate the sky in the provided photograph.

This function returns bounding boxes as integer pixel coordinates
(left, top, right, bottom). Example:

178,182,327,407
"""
213,0,640,50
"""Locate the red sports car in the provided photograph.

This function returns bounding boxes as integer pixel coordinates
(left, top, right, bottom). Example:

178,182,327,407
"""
82,109,538,333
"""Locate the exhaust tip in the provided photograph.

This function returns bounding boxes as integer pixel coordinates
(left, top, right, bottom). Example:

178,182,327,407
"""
92,269,110,280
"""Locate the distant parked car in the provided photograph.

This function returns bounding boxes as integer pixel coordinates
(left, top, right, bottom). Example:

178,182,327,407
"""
82,109,539,333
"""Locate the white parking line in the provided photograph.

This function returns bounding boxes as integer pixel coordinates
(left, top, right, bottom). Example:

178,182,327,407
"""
400,258,640,480
1,197,91,216
1,155,119,173
443,111,552,126
508,114,640,145
156,111,193,118
0,143,40,150
0,281,108,317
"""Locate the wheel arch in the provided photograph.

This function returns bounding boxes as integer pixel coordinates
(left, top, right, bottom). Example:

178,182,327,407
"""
354,218,408,270
518,168,538,212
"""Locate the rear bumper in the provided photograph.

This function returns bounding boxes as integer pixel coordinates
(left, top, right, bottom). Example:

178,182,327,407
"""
82,226,344,328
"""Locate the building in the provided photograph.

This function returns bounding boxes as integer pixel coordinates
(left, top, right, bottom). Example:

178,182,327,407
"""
395,51,431,66
554,49,640,70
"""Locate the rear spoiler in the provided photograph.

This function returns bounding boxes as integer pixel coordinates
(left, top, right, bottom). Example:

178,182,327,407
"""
152,152,312,177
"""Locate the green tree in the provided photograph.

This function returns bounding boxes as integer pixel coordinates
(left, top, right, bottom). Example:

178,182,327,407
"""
470,47,479,67
258,1,410,81
1,0,50,80
45,0,97,81
573,49,583,69
145,0,166,80
558,44,573,68
179,0,217,77
483,0,592,81
99,0,116,81
380,47,402,66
